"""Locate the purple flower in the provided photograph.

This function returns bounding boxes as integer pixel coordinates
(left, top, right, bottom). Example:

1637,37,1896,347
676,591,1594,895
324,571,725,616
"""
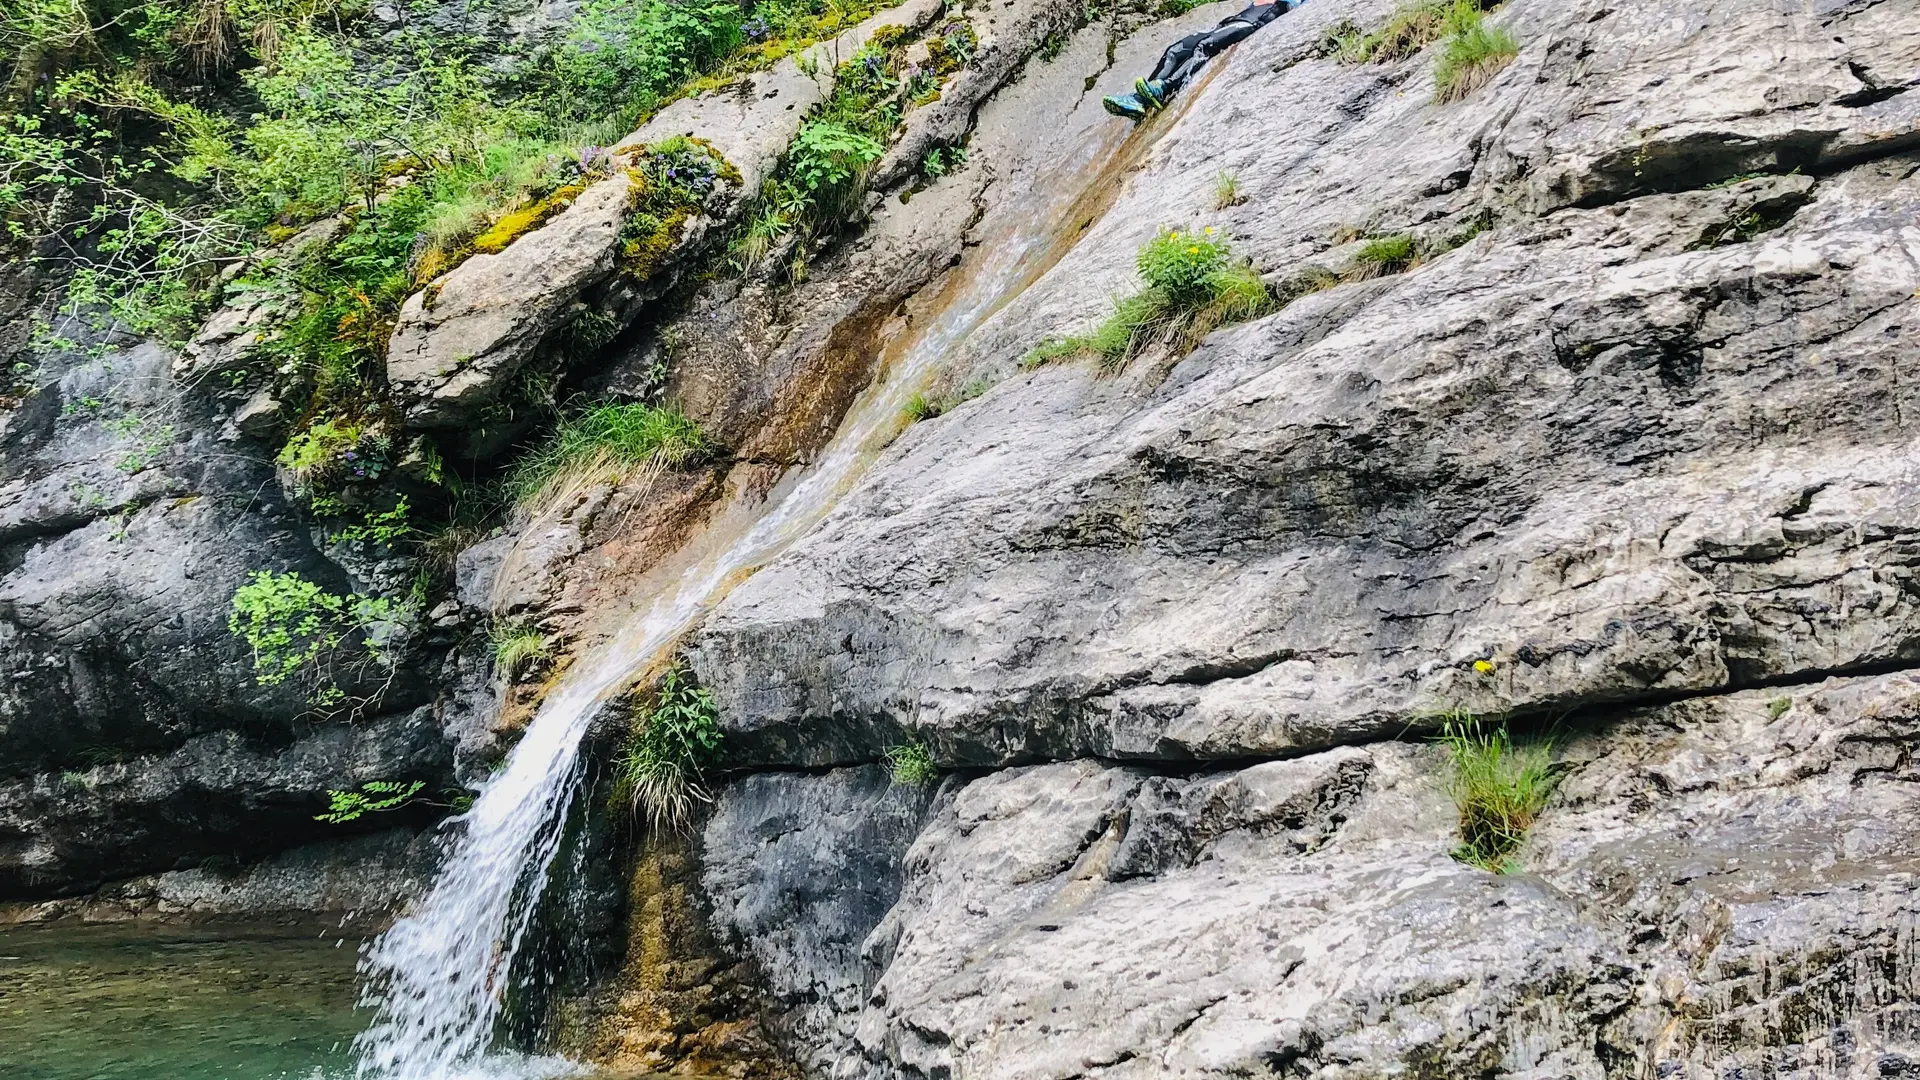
344,450,356,460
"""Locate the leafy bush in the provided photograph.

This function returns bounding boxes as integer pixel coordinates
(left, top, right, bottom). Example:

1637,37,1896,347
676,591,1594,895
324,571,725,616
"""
613,664,724,828
227,570,400,696
507,401,709,509
1026,228,1275,370
317,780,424,824
546,0,745,129
1437,710,1553,872
885,741,937,786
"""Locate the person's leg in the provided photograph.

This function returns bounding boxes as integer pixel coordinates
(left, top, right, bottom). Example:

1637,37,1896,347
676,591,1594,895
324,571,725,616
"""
1147,30,1210,84
1158,18,1259,93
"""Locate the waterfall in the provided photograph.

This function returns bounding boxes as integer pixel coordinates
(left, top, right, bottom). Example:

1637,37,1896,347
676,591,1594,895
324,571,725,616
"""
351,106,1143,1080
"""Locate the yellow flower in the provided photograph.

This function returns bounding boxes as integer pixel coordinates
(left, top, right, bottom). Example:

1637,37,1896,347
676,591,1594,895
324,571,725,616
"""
1473,659,1495,674
1188,246,1200,254
1203,226,1215,235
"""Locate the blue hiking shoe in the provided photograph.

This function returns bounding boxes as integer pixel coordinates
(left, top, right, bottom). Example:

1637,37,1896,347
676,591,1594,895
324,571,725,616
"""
1135,78,1170,110
1102,92,1149,120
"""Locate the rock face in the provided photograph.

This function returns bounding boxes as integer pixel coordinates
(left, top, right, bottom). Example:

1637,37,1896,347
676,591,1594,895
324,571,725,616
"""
688,0,1920,768
0,338,455,897
583,0,1920,1075
702,674,1920,1078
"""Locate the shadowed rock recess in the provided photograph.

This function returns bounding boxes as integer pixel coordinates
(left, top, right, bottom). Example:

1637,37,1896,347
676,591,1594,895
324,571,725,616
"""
6,0,1920,1074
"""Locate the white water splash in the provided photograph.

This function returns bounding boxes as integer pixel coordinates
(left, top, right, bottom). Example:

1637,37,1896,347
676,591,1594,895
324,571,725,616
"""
352,111,1135,1080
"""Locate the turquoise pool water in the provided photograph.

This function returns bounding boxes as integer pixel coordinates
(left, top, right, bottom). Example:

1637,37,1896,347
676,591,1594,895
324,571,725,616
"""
0,922,368,1080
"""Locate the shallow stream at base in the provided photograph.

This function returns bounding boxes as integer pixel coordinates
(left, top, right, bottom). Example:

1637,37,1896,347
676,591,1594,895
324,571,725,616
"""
0,922,639,1080
0,922,366,1080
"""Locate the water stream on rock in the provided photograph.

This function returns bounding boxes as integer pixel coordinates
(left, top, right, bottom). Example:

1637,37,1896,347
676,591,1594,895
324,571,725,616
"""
353,104,1155,1080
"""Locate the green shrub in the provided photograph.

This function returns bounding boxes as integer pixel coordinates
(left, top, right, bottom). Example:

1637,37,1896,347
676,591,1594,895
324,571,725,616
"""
613,664,725,828
508,401,709,509
1137,228,1233,305
1436,710,1553,872
316,780,425,824
885,741,937,786
227,570,400,693
546,0,745,129
1432,5,1518,101
1025,228,1275,370
491,622,552,680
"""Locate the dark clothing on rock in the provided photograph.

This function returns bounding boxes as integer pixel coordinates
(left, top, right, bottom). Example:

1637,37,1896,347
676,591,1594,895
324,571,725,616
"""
1149,1,1295,94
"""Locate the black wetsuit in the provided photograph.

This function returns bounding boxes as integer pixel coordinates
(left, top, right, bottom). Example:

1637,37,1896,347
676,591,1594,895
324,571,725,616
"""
1147,0,1295,94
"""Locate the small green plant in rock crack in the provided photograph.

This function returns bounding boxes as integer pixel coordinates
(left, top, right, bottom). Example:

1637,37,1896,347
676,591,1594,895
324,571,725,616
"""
1435,709,1554,873
886,741,938,786
316,780,425,824
1024,227,1274,371
613,663,725,829
1345,232,1423,279
1431,1,1518,102
1212,170,1243,210
491,621,552,681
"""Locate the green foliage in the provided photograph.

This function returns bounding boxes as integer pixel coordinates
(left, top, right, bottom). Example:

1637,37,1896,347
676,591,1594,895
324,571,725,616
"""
885,741,937,786
1436,710,1553,872
226,570,400,691
317,780,425,824
613,663,724,829
1432,3,1518,102
733,24,960,275
1137,228,1233,306
508,401,709,509
789,119,887,197
491,622,551,680
1025,228,1275,370
621,135,735,280
545,0,745,130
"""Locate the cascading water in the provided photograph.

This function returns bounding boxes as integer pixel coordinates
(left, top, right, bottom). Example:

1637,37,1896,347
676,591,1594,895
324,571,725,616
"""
352,94,1156,1080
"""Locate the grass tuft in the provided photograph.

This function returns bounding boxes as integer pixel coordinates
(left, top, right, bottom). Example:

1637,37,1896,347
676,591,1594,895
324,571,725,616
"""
491,622,551,680
1436,710,1554,872
886,741,938,786
612,663,725,830
1347,233,1423,279
1330,0,1516,102
1432,5,1518,102
508,401,708,512
1212,170,1243,210
1023,228,1277,371
902,391,942,423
